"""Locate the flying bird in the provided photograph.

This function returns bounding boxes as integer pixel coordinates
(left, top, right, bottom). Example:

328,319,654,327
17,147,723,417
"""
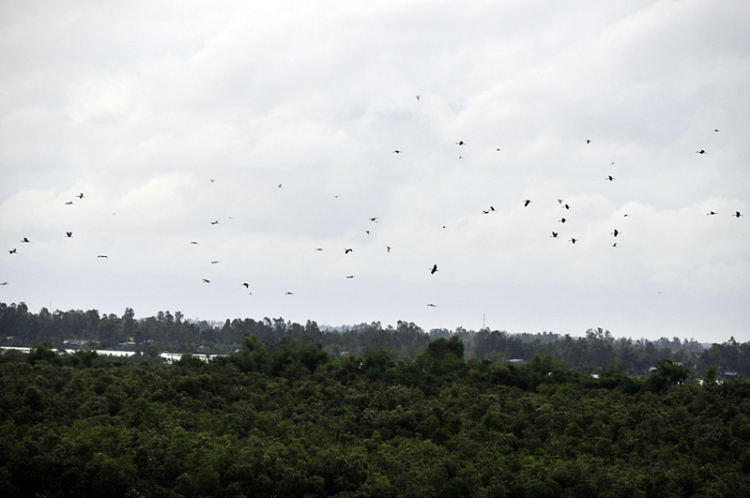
427,304,436,307
387,246,391,253
278,184,282,188
392,150,400,154
430,264,438,274
97,255,108,258
345,248,353,254
285,291,294,295
456,141,465,146
523,200,531,207
696,150,707,154
714,129,719,132
316,248,324,251
482,210,490,215
190,241,198,245
496,148,502,151
65,201,73,205
210,220,219,225
0,282,7,286
612,229,619,237
66,232,72,238
202,279,210,283
489,206,496,211
558,218,567,224
8,249,16,254
210,179,215,183
346,275,354,279
22,237,30,243
242,283,249,288
733,212,742,218
612,243,617,248
586,140,591,144
562,203,570,210
416,95,420,100
551,232,558,238
605,176,615,181
365,230,370,235
370,217,379,222
569,238,578,244
77,193,84,199
707,211,718,216
211,261,219,264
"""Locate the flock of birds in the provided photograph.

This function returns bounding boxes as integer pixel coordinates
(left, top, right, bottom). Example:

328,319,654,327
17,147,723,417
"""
1,109,743,313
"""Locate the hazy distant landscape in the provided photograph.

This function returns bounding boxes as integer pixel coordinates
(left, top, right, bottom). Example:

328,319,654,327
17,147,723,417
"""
2,302,749,378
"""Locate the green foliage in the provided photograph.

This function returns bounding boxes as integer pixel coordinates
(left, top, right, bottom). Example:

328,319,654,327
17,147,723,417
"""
1,344,748,497
644,359,690,393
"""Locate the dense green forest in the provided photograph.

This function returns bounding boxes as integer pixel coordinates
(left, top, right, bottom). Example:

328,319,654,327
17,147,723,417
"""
1,338,749,497
1,302,749,377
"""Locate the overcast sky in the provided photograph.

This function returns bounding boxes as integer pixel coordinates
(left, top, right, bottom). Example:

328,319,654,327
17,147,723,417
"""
1,0,749,343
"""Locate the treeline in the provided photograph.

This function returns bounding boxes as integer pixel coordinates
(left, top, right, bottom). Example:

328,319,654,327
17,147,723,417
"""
1,302,749,377
1,339,749,497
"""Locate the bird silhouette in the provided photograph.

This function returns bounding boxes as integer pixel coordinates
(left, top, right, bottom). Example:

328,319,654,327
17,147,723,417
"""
365,230,370,235
97,255,108,258
211,261,219,264
210,179,215,183
370,217,379,222
482,210,490,215
345,248,353,254
427,303,436,307
714,129,719,132
387,246,391,253
734,211,742,218
77,193,84,199
558,218,566,223
285,291,294,295
586,140,591,144
490,206,496,211
569,238,578,244
707,211,718,216
430,264,438,274
243,283,249,288
696,150,707,154
66,232,72,238
612,243,617,248
22,237,30,243
605,176,615,181
392,150,400,154
210,220,219,225
551,232,558,238
523,200,531,207
190,241,198,245
563,203,570,210
416,95,420,100
202,279,210,283
496,148,502,151
346,275,354,279
456,141,465,146
0,282,7,286
612,229,619,237
316,248,324,251
65,201,73,205
9,249,16,254
278,184,282,188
